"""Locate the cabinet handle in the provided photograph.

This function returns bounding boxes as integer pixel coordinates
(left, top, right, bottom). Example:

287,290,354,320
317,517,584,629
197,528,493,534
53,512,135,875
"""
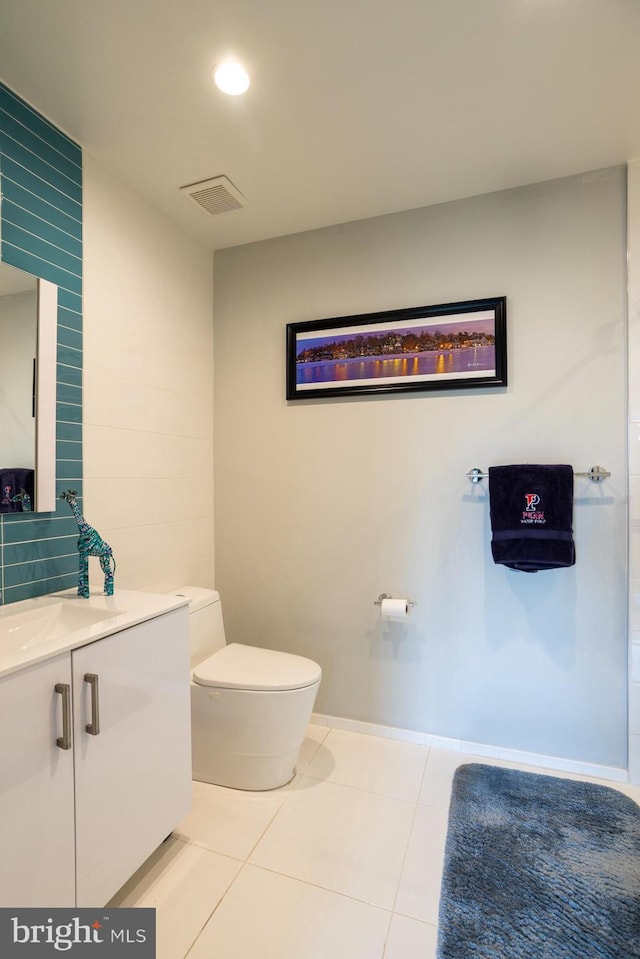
55,683,72,750
84,673,100,736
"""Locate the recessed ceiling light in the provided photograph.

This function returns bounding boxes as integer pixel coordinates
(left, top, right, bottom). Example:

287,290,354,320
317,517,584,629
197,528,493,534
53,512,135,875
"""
213,61,250,96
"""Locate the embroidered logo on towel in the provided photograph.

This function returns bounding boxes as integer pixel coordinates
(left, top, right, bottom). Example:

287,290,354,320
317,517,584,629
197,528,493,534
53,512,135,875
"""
522,492,545,524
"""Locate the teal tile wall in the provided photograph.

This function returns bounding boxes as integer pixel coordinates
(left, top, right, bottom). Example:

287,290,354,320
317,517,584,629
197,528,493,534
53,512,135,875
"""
0,82,83,605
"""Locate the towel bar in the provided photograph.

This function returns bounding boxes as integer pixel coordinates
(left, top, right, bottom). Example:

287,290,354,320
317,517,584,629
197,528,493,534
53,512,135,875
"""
466,465,610,484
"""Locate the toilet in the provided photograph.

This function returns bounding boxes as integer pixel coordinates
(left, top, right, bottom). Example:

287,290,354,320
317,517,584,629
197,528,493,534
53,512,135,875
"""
174,586,321,791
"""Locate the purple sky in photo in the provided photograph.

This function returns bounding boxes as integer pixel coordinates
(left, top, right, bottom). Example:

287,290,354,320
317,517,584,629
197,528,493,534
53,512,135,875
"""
297,316,494,353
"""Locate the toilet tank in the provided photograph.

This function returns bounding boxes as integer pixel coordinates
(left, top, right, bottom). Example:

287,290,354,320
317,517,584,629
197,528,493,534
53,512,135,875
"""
172,586,227,667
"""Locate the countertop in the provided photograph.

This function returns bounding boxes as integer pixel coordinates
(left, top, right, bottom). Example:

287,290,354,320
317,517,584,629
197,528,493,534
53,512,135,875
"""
0,588,189,679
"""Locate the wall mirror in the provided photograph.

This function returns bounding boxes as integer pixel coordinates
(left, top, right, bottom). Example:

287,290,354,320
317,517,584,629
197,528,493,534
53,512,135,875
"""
0,260,57,514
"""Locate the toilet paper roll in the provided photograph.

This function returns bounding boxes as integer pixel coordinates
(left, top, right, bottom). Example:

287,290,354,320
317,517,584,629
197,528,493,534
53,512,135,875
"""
380,597,410,621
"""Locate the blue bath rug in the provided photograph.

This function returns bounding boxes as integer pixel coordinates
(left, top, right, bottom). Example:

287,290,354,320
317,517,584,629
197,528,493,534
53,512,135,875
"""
437,763,640,959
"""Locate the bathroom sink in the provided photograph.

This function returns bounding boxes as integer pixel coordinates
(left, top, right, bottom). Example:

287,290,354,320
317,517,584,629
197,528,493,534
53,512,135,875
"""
0,588,189,680
0,597,123,654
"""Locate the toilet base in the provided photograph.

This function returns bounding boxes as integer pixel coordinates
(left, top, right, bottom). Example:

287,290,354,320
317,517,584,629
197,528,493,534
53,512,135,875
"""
191,679,319,791
193,751,298,791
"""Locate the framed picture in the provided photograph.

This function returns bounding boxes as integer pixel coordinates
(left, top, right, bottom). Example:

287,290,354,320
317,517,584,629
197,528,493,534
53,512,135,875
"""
286,296,507,400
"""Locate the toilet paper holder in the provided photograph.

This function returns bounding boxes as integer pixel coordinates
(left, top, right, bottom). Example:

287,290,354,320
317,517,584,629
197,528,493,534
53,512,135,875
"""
373,593,416,608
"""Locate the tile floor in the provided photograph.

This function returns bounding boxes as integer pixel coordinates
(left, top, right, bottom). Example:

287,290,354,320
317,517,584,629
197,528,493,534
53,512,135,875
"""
109,725,640,959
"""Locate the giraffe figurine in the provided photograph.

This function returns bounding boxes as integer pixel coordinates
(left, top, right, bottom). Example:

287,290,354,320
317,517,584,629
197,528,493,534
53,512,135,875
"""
60,490,116,598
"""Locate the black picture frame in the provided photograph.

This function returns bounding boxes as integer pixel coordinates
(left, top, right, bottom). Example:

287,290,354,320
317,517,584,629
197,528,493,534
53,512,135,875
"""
286,296,507,400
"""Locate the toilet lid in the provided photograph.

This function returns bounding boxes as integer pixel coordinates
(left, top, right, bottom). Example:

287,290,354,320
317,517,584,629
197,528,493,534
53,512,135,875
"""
193,643,322,691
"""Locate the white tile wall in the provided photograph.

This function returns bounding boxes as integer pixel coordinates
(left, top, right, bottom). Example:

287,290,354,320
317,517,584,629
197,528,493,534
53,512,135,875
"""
82,155,214,594
630,683,640,735
632,643,640,684
630,526,640,579
630,477,640,526
630,584,640,631
630,734,640,783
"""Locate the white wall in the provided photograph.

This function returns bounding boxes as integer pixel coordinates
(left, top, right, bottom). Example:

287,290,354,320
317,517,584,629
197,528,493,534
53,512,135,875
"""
0,291,36,467
83,155,214,594
628,160,640,784
214,167,628,769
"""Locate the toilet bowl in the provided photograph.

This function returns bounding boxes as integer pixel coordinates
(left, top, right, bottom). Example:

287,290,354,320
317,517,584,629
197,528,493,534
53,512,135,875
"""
174,586,321,791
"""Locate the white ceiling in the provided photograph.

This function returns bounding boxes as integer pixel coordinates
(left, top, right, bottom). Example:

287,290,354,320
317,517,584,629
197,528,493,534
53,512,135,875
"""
1,0,640,252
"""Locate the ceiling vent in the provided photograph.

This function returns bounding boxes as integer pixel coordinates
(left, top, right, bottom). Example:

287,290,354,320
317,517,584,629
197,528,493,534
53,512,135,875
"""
180,175,246,216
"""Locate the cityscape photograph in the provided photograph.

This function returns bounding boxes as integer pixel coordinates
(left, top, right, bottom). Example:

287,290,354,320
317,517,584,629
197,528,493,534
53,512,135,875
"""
294,316,497,387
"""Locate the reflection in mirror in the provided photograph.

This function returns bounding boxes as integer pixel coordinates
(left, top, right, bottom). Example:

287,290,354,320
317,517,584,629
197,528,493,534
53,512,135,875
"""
0,264,36,512
0,261,57,514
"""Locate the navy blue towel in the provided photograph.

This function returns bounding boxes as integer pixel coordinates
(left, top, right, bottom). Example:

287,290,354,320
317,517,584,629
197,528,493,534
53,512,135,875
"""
488,465,575,572
0,468,35,513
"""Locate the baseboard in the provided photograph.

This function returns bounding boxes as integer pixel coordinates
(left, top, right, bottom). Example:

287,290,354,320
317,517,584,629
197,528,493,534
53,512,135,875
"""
310,712,628,784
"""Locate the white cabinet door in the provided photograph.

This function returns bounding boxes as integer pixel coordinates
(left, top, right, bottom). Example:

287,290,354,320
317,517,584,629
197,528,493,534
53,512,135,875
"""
0,653,75,906
73,608,191,906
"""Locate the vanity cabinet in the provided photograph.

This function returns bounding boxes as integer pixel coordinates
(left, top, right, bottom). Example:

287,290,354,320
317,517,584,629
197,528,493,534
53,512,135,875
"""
0,606,191,908
0,652,76,906
73,611,191,906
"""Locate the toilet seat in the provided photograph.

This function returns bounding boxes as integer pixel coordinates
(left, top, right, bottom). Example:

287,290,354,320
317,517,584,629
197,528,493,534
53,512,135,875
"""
193,642,322,692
